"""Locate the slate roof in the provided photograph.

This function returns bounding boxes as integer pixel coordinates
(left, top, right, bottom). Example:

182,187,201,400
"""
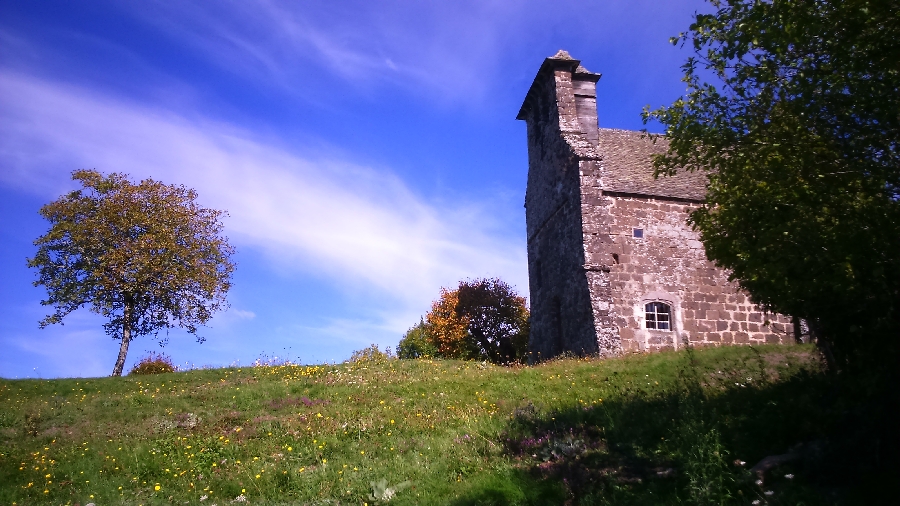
596,128,707,201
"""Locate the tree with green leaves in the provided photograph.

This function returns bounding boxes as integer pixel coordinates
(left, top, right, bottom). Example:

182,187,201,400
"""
29,170,236,376
399,278,530,364
455,278,530,364
645,0,900,371
397,318,437,359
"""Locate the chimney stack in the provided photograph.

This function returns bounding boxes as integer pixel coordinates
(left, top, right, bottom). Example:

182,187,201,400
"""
517,50,601,145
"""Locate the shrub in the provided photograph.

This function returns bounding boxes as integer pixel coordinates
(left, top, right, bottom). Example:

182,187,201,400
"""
397,318,438,359
129,352,176,375
405,278,530,364
348,344,393,364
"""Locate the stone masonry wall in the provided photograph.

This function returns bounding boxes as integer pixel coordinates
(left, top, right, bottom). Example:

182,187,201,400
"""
519,50,794,360
520,57,603,360
581,193,794,351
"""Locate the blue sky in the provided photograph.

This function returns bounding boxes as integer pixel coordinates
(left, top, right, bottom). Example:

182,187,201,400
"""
0,0,708,378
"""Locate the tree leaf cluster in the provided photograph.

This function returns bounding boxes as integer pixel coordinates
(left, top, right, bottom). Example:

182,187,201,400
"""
644,0,900,370
29,170,235,375
398,278,530,364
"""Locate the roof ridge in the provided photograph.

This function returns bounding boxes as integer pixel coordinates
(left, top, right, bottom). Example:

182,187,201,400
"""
598,127,662,136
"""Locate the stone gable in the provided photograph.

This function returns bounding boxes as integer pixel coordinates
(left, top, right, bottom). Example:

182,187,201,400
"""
518,51,793,359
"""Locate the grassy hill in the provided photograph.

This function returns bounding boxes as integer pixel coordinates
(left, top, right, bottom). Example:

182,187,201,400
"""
0,345,884,505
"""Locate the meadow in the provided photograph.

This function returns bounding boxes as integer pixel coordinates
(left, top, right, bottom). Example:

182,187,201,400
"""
0,345,882,505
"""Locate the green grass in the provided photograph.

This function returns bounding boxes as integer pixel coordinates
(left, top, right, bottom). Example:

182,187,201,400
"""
0,345,888,505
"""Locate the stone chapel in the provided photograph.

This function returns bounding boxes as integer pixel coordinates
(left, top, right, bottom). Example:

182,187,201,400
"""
518,50,794,358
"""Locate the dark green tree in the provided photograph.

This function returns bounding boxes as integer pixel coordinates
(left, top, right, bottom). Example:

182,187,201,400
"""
397,318,437,359
400,278,529,364
645,0,900,370
455,278,530,364
29,170,236,376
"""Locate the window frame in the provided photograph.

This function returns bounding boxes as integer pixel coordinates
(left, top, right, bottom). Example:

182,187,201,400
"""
644,301,672,331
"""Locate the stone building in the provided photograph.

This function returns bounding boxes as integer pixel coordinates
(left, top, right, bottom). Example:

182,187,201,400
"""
517,50,793,358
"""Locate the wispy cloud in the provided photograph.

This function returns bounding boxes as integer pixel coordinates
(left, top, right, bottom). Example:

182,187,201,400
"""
0,72,528,310
2,1,708,113
230,309,256,320
0,306,115,378
116,0,539,103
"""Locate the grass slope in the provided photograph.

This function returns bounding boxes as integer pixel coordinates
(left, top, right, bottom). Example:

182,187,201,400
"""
0,345,874,505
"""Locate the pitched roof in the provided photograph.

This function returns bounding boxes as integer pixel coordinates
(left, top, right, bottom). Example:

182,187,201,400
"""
597,128,707,201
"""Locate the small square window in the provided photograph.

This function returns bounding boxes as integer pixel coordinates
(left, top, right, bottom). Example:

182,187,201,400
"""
633,228,643,238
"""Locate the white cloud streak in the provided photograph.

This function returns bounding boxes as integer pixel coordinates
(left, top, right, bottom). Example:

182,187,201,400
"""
104,0,709,112
0,72,528,311
122,0,537,102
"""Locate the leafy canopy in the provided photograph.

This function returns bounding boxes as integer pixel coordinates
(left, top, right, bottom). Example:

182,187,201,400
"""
29,170,235,375
399,278,530,364
644,0,900,369
397,318,437,359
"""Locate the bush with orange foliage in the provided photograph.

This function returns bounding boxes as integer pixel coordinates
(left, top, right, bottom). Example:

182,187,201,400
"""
129,351,176,375
402,278,530,364
426,287,480,360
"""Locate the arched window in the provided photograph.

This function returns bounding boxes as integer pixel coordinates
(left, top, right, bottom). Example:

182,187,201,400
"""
645,302,671,330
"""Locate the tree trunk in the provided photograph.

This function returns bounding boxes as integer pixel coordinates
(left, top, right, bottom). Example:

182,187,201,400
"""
111,300,133,376
808,319,837,373
792,316,803,344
